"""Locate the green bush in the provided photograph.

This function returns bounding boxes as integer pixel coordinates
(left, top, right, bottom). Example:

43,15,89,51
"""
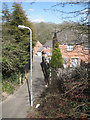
2,81,14,94
50,42,63,69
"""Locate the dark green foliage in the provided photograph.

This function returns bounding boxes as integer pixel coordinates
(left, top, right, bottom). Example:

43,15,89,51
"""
2,3,11,23
2,81,15,94
2,2,36,75
34,22,56,44
50,42,63,69
2,3,37,93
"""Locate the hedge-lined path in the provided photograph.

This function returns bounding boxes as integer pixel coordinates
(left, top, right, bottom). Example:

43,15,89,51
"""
2,55,45,118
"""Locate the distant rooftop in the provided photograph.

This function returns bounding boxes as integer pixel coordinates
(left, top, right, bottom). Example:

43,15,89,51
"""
37,45,44,52
57,29,88,45
43,40,52,48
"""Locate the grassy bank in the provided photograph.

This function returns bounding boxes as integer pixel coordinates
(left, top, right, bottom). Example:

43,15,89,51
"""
2,72,25,100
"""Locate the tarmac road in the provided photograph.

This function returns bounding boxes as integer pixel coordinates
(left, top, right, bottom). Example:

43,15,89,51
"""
1,55,45,118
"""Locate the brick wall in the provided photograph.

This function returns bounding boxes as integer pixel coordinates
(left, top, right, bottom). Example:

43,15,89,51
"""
59,44,89,67
33,41,89,68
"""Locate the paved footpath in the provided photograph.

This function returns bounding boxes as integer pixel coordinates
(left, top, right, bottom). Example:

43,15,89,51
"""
31,55,45,101
1,55,45,118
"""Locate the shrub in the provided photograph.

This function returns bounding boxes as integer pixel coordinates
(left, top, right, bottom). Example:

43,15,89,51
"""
50,42,63,69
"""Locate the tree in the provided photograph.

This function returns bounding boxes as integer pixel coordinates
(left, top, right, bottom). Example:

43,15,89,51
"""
2,2,37,79
50,42,63,69
34,22,56,44
9,2,37,47
44,2,89,42
2,2,10,23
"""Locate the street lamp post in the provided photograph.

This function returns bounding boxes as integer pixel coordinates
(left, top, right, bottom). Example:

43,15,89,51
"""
18,25,33,107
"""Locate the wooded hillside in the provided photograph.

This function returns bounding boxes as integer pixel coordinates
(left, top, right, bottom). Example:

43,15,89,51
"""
34,21,89,47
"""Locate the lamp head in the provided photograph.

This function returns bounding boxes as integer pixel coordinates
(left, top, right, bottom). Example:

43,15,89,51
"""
18,25,26,29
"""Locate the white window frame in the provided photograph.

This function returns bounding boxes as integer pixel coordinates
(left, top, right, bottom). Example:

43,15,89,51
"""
67,44,74,51
70,58,79,67
63,57,67,64
63,57,68,68
49,52,52,56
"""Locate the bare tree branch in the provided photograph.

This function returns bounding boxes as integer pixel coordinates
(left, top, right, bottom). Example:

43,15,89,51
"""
30,0,37,5
51,1,89,8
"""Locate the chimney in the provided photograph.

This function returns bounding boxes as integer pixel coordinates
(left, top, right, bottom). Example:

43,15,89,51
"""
53,32,58,48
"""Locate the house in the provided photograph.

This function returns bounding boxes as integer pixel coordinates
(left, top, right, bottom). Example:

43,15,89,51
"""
33,32,89,68
59,43,89,68
33,41,42,55
37,45,44,56
51,31,89,68
56,30,89,68
34,40,53,57
42,40,52,57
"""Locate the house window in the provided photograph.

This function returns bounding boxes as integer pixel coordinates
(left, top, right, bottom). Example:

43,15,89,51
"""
49,52,52,56
63,58,67,64
63,58,68,68
67,44,74,51
70,58,79,67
